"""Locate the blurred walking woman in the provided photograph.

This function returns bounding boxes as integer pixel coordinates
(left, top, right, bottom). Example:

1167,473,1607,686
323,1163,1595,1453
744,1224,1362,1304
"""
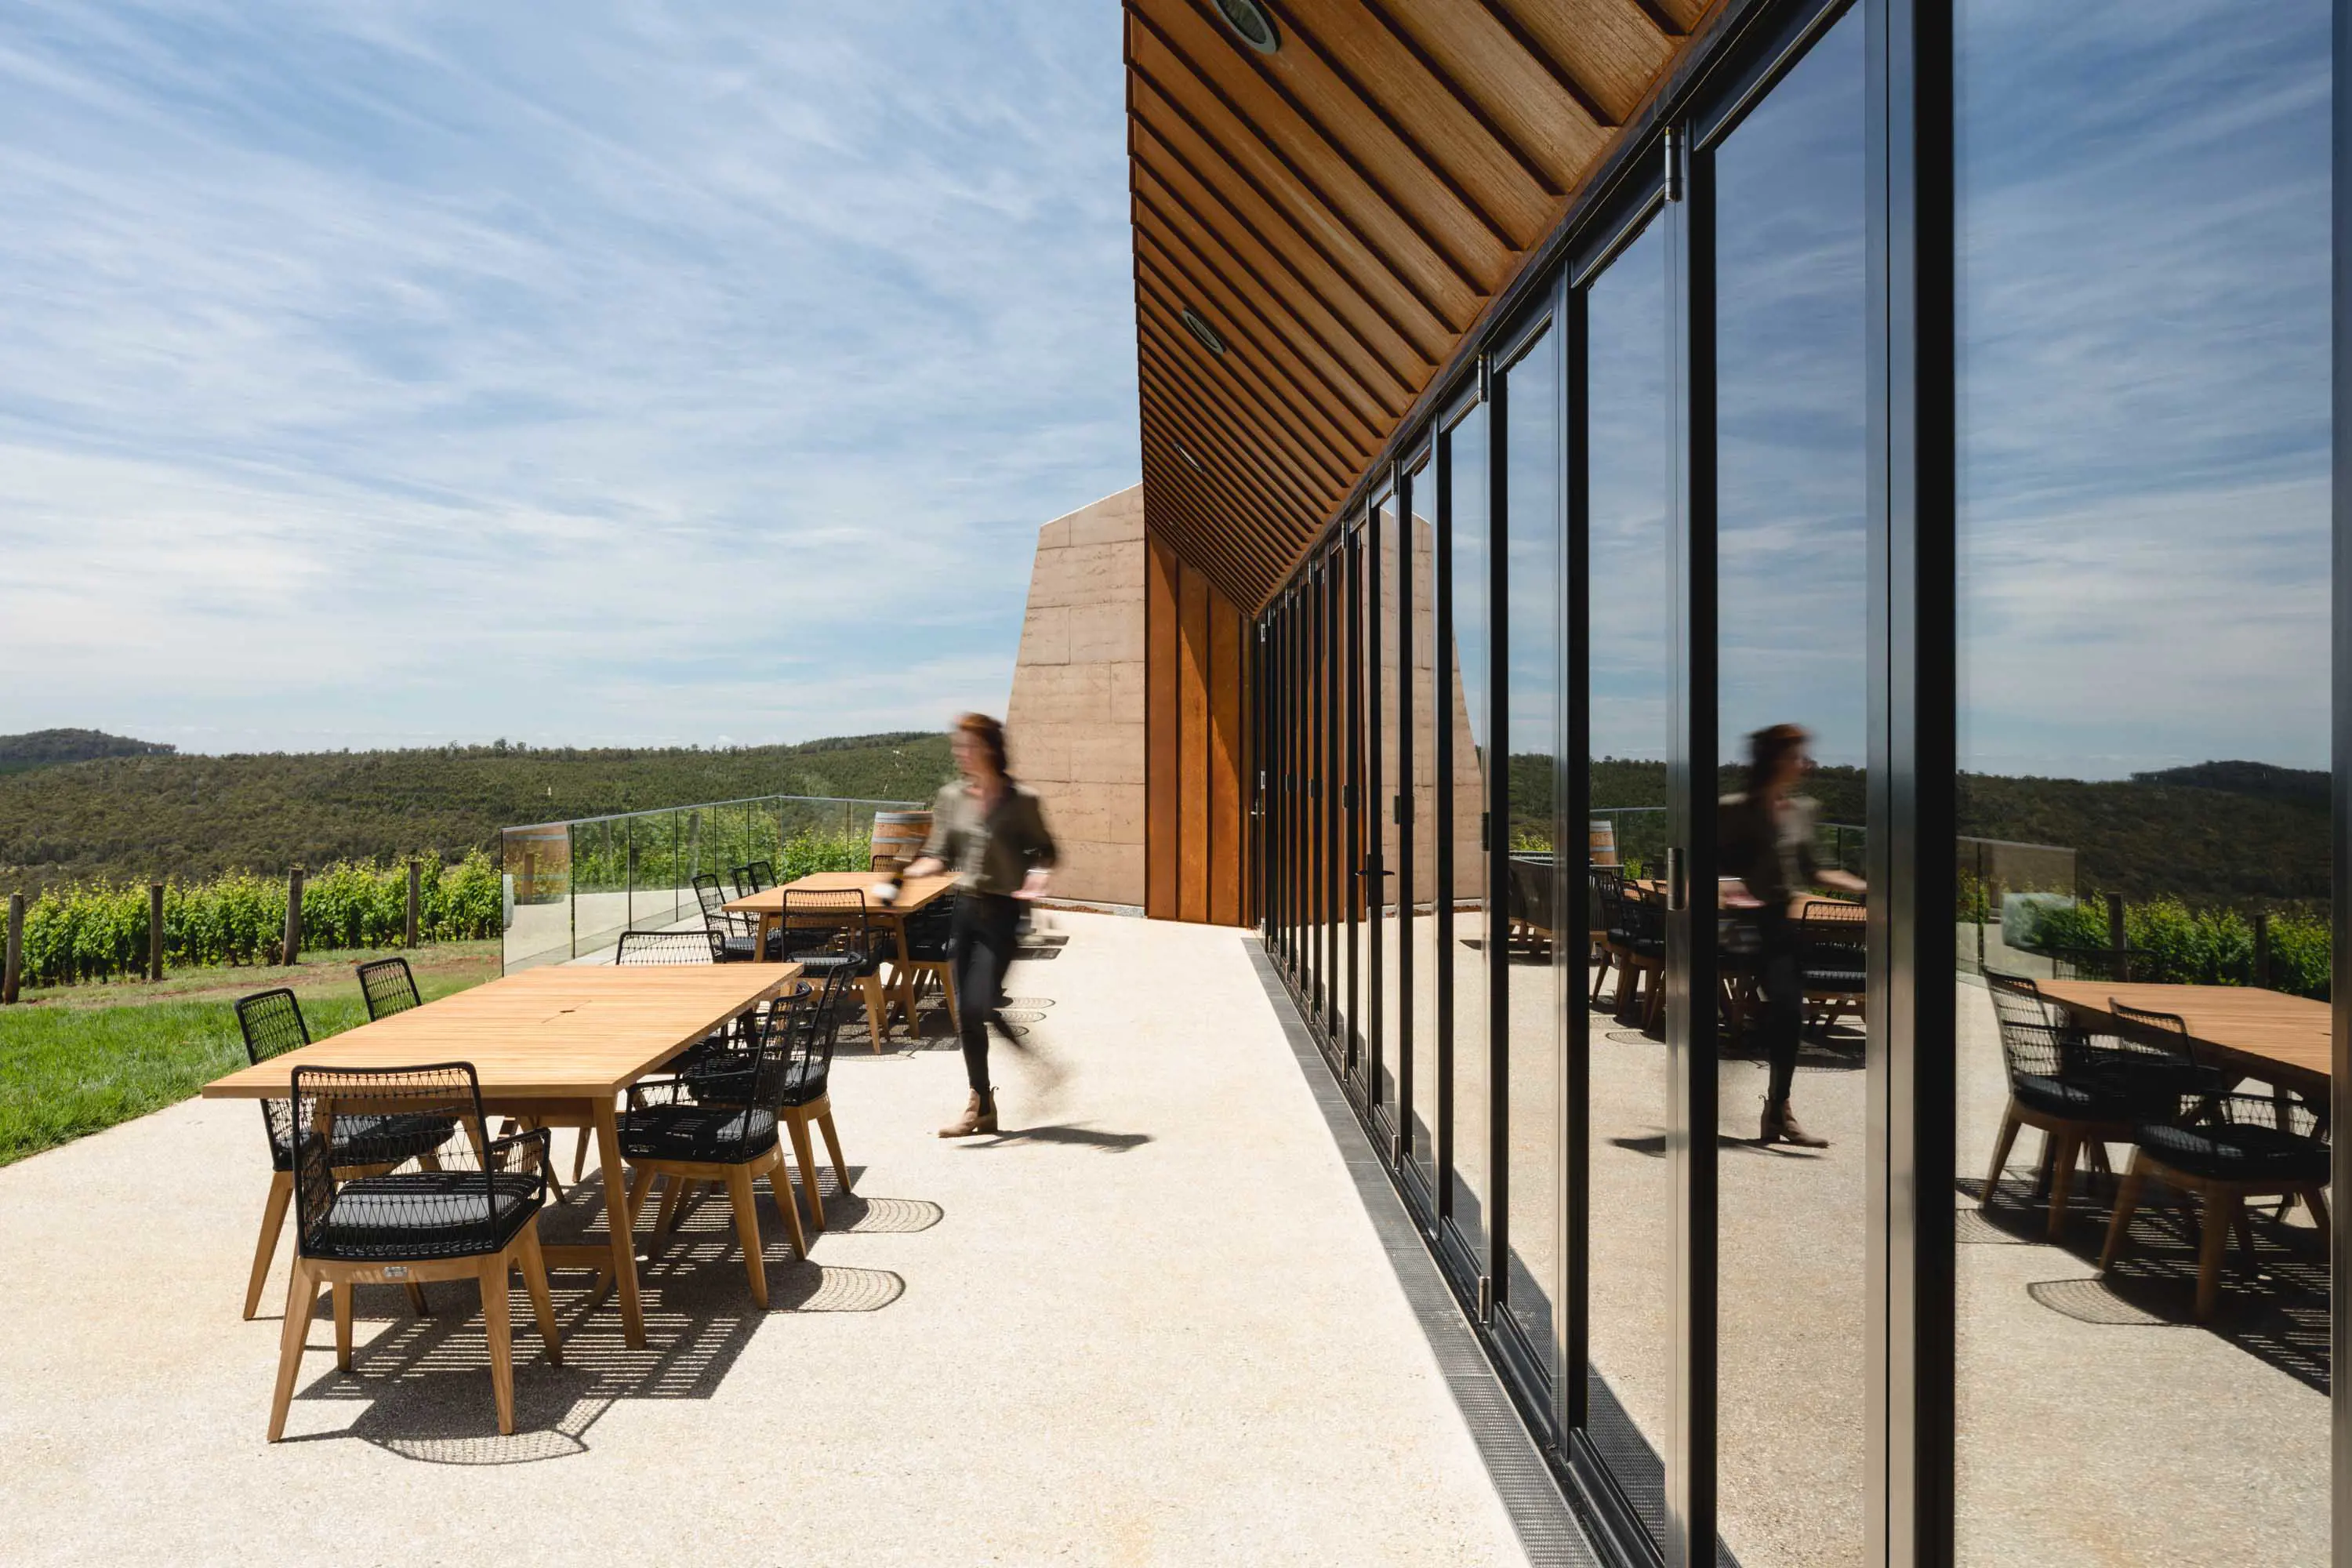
902,713,1057,1137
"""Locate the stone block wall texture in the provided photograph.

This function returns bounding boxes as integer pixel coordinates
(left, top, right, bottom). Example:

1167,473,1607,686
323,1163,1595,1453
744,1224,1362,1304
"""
1004,486,1147,906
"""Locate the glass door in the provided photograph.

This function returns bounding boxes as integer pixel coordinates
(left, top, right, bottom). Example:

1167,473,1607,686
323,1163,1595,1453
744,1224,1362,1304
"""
1370,485,1401,1128
1403,447,1442,1208
1574,204,1676,1555
1440,391,1494,1276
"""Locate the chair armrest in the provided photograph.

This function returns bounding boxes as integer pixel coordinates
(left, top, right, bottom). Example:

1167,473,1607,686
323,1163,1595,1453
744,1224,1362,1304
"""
626,1076,695,1112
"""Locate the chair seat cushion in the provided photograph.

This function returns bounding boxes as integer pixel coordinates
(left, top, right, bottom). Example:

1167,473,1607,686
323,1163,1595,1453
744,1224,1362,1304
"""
794,950,881,978
314,1171,541,1261
620,1103,779,1163
271,1111,458,1174
2012,1072,2158,1124
1803,967,1867,993
2138,1120,2332,1185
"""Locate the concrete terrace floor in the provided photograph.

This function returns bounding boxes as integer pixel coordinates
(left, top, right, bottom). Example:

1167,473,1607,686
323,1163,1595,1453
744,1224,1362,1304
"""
0,913,1530,1568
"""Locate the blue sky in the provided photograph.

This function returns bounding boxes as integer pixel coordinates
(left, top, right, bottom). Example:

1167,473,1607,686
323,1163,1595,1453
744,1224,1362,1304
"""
0,2,1138,753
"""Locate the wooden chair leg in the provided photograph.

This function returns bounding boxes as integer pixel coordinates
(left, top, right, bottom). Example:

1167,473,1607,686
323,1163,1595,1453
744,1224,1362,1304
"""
268,1258,321,1442
817,1107,850,1195
404,1280,430,1316
480,1257,516,1435
1982,1105,2022,1207
2045,1134,2081,1241
765,1150,809,1261
245,1171,295,1320
572,1125,592,1185
785,1114,825,1232
726,1167,770,1308
652,1174,683,1236
332,1280,355,1371
860,975,889,1051
2098,1149,2149,1270
517,1224,562,1367
2304,1187,2332,1257
2194,1190,2237,1323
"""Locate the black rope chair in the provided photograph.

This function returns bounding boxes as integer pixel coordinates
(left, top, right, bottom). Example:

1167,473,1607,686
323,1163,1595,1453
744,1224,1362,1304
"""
729,860,778,898
1980,973,2216,1240
1600,877,1665,1028
898,899,958,1032
355,956,422,1021
693,872,779,961
1795,898,1867,1033
266,1062,559,1441
687,967,857,1232
2102,1062,2332,1322
234,989,457,1320
618,999,808,1301
781,887,891,1047
615,928,727,964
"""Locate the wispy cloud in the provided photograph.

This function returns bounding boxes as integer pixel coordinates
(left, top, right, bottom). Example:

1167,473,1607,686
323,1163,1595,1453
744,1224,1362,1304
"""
0,2,1138,750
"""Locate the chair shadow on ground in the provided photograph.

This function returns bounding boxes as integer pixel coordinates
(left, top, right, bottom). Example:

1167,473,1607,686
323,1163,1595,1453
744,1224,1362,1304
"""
1958,1174,2329,1394
270,1168,938,1464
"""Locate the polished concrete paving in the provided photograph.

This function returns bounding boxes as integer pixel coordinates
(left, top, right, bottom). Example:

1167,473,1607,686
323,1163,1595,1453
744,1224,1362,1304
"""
0,913,1529,1568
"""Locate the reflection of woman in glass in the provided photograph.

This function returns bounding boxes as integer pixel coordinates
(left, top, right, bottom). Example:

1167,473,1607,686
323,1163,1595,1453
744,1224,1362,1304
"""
1719,723,1864,1147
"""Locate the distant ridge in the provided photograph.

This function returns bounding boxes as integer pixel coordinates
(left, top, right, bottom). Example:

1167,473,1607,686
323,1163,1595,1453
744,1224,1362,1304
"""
0,728,176,774
0,731,954,897
2130,760,2328,809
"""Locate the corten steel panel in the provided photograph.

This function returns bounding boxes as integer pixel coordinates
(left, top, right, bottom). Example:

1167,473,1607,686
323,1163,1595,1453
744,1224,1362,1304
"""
1126,0,1720,614
1146,531,1183,920
1180,559,1214,921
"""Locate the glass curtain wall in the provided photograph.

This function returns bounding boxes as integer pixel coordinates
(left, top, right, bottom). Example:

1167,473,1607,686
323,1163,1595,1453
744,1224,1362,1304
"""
1581,212,1675,1552
1444,398,1497,1269
1953,3,2332,1565
1407,449,1443,1203
1500,318,1566,1389
1711,13,1869,1568
1375,484,1403,1124
1351,518,1374,1096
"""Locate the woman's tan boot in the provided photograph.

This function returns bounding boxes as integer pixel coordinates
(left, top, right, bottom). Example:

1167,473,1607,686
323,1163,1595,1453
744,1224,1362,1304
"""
938,1091,999,1138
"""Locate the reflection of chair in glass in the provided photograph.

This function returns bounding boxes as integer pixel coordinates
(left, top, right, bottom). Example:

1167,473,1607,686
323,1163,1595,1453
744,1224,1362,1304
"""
355,956,421,1021
1980,974,2209,1239
2100,1014,2331,1321
267,1062,558,1441
1796,898,1867,1033
1505,854,1557,957
693,872,777,961
235,989,457,1320
1592,869,1664,1028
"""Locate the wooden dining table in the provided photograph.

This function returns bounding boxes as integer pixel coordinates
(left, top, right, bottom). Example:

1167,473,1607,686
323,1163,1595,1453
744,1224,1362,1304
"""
2037,980,2331,1102
201,962,800,1348
725,871,959,1040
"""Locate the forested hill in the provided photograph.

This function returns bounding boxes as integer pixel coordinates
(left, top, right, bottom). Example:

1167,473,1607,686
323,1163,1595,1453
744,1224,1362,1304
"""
0,733,955,895
1556,756,2327,908
0,728,175,774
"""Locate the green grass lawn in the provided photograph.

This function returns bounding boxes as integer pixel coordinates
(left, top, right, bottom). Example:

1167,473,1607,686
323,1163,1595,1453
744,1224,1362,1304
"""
0,943,499,1167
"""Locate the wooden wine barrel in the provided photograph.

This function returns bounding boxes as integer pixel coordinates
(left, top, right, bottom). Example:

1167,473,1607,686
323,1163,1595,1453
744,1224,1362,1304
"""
869,810,933,874
1588,818,1621,869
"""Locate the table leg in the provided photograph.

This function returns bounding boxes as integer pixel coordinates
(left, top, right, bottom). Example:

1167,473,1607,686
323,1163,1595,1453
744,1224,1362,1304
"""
892,918,917,1035
592,1097,646,1348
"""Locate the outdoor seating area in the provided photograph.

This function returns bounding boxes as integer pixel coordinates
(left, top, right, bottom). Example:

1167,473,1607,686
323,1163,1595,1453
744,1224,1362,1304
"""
0,913,1534,1565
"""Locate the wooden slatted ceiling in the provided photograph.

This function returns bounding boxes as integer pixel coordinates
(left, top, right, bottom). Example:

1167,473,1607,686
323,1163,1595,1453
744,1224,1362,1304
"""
1127,0,1715,612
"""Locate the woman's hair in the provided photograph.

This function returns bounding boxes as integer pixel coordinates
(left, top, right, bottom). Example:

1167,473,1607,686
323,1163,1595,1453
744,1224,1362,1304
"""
956,712,1009,775
1747,723,1809,793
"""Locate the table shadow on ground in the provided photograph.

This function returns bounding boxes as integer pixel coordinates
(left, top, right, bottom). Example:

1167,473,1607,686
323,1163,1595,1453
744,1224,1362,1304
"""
1960,1175,2328,1393
274,1170,927,1464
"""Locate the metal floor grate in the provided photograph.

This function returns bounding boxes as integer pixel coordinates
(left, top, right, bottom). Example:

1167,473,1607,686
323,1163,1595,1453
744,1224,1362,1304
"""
1246,940,1600,1568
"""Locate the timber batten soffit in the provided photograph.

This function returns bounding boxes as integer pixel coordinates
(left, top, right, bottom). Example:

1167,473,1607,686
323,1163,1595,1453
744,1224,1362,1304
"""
1127,0,1716,612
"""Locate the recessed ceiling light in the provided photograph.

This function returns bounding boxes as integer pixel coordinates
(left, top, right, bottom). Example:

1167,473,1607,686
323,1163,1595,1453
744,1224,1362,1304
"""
1178,307,1228,358
1210,0,1280,55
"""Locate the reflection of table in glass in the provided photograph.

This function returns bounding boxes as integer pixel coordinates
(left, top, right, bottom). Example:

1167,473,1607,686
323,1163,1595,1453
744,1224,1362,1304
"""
2036,981,2329,1102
